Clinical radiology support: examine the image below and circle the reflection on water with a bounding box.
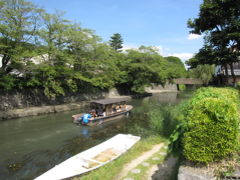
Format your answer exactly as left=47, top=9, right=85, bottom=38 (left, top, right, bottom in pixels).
left=0, top=92, right=192, bottom=180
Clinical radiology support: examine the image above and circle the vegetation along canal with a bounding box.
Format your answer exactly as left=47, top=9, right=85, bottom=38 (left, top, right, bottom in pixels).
left=0, top=92, right=192, bottom=179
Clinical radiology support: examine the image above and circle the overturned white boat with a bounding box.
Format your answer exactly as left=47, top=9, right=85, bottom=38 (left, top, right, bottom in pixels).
left=34, top=134, right=140, bottom=180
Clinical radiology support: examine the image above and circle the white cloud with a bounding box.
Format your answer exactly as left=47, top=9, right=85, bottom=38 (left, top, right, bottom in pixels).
left=187, top=33, right=201, bottom=40
left=168, top=53, right=194, bottom=65
left=122, top=44, right=139, bottom=51
left=152, top=46, right=194, bottom=62
left=122, top=44, right=194, bottom=65
left=122, top=44, right=170, bottom=56
left=154, top=45, right=171, bottom=56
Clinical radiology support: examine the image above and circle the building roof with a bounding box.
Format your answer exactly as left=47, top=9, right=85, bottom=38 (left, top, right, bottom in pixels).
left=90, top=97, right=130, bottom=105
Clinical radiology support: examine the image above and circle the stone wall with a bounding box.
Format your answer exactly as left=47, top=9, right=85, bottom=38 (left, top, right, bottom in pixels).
left=0, top=102, right=88, bottom=120
left=178, top=165, right=215, bottom=180
left=0, top=88, right=124, bottom=120
left=0, top=88, right=120, bottom=111
left=1, top=84, right=178, bottom=112
left=145, top=83, right=178, bottom=93
left=0, top=85, right=177, bottom=120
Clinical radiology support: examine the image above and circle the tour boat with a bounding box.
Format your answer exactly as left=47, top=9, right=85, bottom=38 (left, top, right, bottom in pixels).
left=34, top=134, right=140, bottom=180
left=72, top=97, right=133, bottom=126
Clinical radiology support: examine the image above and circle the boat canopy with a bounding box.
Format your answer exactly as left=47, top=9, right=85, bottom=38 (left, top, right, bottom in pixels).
left=90, top=97, right=130, bottom=105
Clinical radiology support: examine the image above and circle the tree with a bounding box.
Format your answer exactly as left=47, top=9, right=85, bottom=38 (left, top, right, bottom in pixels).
left=186, top=45, right=217, bottom=69
left=188, top=0, right=240, bottom=84
left=109, top=33, right=123, bottom=52
left=185, top=56, right=198, bottom=69
left=0, top=0, right=187, bottom=96
left=164, top=56, right=187, bottom=78
left=0, top=0, right=43, bottom=75
left=40, top=11, right=71, bottom=65
left=117, top=46, right=175, bottom=93
left=189, top=64, right=215, bottom=85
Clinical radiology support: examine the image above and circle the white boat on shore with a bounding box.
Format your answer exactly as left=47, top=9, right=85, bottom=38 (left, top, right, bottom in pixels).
left=34, top=134, right=140, bottom=180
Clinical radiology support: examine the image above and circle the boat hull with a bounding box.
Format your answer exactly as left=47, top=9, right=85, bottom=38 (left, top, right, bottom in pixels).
left=34, top=134, right=140, bottom=180
left=72, top=105, right=133, bottom=126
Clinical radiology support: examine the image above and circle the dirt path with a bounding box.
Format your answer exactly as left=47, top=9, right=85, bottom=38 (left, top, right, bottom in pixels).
left=146, top=165, right=159, bottom=180
left=146, top=155, right=179, bottom=180
left=114, top=143, right=164, bottom=180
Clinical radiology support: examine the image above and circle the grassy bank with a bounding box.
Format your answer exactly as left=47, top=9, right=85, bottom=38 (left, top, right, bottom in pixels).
left=74, top=136, right=168, bottom=180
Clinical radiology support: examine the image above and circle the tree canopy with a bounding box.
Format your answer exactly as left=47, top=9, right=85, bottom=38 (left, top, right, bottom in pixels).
left=189, top=64, right=215, bottom=85
left=187, top=0, right=240, bottom=84
left=116, top=46, right=186, bottom=93
left=0, top=0, right=43, bottom=75
left=0, top=0, right=186, bottom=97
left=109, top=33, right=123, bottom=52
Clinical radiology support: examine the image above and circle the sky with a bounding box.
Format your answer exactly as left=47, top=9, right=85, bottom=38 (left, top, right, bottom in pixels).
left=30, top=0, right=203, bottom=62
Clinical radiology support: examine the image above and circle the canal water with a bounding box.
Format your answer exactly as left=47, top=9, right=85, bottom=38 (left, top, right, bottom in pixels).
left=0, top=92, right=191, bottom=180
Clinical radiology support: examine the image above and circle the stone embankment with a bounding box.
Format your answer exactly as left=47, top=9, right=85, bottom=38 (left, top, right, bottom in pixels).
left=0, top=102, right=88, bottom=120
left=0, top=88, right=121, bottom=120
left=178, top=163, right=240, bottom=180
left=0, top=88, right=132, bottom=121
left=178, top=165, right=215, bottom=180
left=144, top=83, right=178, bottom=93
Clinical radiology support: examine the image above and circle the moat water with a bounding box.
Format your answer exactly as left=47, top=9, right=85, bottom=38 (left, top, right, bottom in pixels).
left=0, top=92, right=192, bottom=179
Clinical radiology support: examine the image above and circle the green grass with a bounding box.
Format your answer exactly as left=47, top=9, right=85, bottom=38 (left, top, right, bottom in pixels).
left=75, top=136, right=167, bottom=180
left=121, top=146, right=167, bottom=180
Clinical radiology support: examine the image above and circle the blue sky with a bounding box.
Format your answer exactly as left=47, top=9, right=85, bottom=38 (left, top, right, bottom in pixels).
left=30, top=0, right=203, bottom=62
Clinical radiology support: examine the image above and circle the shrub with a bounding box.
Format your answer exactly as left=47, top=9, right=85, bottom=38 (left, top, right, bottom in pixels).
left=188, top=87, right=239, bottom=106
left=183, top=97, right=239, bottom=163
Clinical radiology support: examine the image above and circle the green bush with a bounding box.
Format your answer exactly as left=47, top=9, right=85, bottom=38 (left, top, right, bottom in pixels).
left=168, top=87, right=240, bottom=163
left=183, top=96, right=239, bottom=163
left=188, top=87, right=239, bottom=106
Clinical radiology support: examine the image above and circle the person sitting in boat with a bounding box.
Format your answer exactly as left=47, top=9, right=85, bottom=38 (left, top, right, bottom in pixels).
left=120, top=105, right=124, bottom=111
left=102, top=111, right=106, bottom=117
left=123, top=104, right=127, bottom=110
left=90, top=109, right=97, bottom=117
left=97, top=108, right=103, bottom=116
left=96, top=108, right=106, bottom=117
left=112, top=105, right=117, bottom=114
left=116, top=105, right=121, bottom=112
left=81, top=113, right=92, bottom=124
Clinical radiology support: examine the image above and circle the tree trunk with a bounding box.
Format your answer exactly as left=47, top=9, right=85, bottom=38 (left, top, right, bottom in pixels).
left=230, top=63, right=236, bottom=86
left=223, top=64, right=229, bottom=85
left=0, top=54, right=11, bottom=74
